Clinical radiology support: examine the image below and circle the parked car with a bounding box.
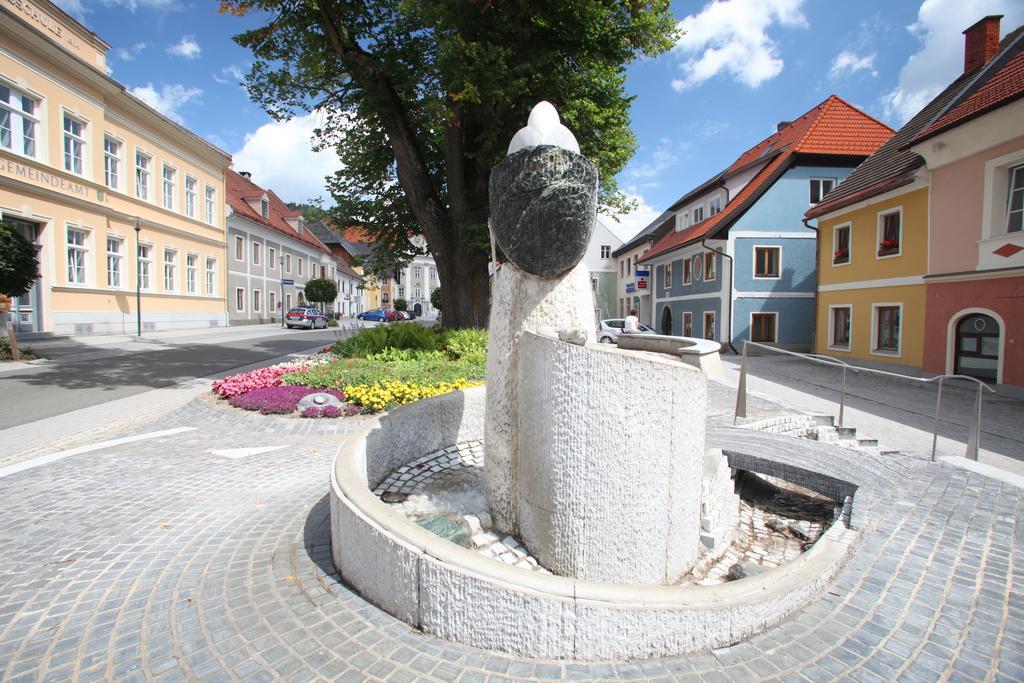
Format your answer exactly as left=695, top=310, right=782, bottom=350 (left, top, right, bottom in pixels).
left=285, top=307, right=329, bottom=329
left=596, top=318, right=655, bottom=344
left=397, top=310, right=416, bottom=320
left=356, top=308, right=391, bottom=322
left=385, top=309, right=400, bottom=322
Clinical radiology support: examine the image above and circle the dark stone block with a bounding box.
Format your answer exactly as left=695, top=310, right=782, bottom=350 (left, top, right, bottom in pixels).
left=489, top=145, right=598, bottom=278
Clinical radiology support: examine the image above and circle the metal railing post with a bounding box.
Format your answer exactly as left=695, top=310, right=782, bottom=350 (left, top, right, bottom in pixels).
left=838, top=365, right=847, bottom=429
left=931, top=377, right=944, bottom=462
left=734, top=341, right=748, bottom=424
left=966, top=382, right=983, bottom=461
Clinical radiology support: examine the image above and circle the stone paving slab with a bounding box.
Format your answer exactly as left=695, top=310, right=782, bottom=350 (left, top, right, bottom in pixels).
left=0, top=395, right=1020, bottom=681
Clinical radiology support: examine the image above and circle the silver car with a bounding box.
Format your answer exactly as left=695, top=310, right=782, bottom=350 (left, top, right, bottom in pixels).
left=596, top=318, right=655, bottom=344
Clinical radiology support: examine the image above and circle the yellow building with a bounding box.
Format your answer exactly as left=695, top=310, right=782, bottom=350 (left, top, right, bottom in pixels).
left=0, top=0, right=231, bottom=336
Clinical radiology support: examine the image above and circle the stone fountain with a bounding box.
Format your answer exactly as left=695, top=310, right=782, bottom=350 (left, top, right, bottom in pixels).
left=328, top=103, right=863, bottom=659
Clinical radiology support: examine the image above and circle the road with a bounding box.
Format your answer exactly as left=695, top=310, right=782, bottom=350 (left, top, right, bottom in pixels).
left=0, top=328, right=343, bottom=430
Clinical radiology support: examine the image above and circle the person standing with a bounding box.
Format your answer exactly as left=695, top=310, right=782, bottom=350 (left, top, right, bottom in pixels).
left=624, top=308, right=640, bottom=334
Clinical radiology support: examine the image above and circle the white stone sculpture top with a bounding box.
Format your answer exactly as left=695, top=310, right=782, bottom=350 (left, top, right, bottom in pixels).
left=507, top=101, right=580, bottom=155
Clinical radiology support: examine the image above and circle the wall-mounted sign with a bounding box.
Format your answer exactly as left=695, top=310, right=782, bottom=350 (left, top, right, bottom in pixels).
left=637, top=278, right=648, bottom=290
left=1, top=159, right=90, bottom=198
left=625, top=283, right=636, bottom=294
left=635, top=269, right=650, bottom=278
left=281, top=279, right=295, bottom=285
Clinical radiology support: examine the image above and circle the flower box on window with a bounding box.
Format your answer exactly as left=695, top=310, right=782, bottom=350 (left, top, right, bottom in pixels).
left=833, top=247, right=849, bottom=264
left=877, top=239, right=899, bottom=256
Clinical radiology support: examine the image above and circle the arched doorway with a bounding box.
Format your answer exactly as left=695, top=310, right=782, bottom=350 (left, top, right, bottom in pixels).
left=954, top=313, right=1000, bottom=382
left=660, top=306, right=673, bottom=336
left=414, top=303, right=422, bottom=317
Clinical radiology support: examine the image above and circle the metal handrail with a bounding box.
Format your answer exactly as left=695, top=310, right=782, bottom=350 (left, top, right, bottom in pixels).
left=733, top=341, right=995, bottom=461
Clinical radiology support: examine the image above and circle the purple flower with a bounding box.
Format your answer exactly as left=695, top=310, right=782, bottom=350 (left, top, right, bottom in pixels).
left=300, top=406, right=322, bottom=418
left=229, top=386, right=345, bottom=415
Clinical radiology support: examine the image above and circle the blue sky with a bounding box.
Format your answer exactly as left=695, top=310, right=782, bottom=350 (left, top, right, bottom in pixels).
left=55, top=0, right=1024, bottom=241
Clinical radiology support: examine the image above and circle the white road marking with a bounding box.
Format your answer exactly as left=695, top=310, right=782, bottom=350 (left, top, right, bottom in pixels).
left=209, top=446, right=287, bottom=459
left=0, top=427, right=197, bottom=479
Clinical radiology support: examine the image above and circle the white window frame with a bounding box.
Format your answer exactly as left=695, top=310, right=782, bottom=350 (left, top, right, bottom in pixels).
left=184, top=175, right=197, bottom=218
left=664, top=262, right=672, bottom=289
left=269, top=246, right=277, bottom=269
left=162, top=163, right=176, bottom=211
left=832, top=222, right=852, bottom=267
left=269, top=290, right=277, bottom=313
left=138, top=243, right=153, bottom=291
left=704, top=252, right=716, bottom=282
left=106, top=235, right=124, bottom=289
left=205, top=257, right=216, bottom=296
left=703, top=311, right=716, bottom=340
left=260, top=197, right=269, bottom=218
left=186, top=253, right=198, bottom=295
left=135, top=149, right=151, bottom=201
left=692, top=254, right=703, bottom=281
left=62, top=112, right=86, bottom=176
left=753, top=245, right=782, bottom=280
left=810, top=177, right=836, bottom=205
left=683, top=258, right=691, bottom=285
left=828, top=304, right=853, bottom=351
left=600, top=245, right=611, bottom=259
left=397, top=285, right=405, bottom=299
left=1007, top=164, right=1024, bottom=234
left=234, top=235, right=244, bottom=262
left=749, top=311, right=778, bottom=344
left=253, top=289, right=262, bottom=313
left=693, top=206, right=704, bottom=223
left=708, top=196, right=722, bottom=216
left=682, top=312, right=693, bottom=337
left=286, top=253, right=292, bottom=274
left=252, top=241, right=262, bottom=267
left=870, top=302, right=903, bottom=357
left=235, top=287, right=245, bottom=313
left=103, top=135, right=122, bottom=191
left=66, top=225, right=89, bottom=286
left=0, top=82, right=40, bottom=159
left=876, top=207, right=903, bottom=260
left=298, top=257, right=304, bottom=277
left=205, top=185, right=216, bottom=225
left=163, top=248, right=178, bottom=293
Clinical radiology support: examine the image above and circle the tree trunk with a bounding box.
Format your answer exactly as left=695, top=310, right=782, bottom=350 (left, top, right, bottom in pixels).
left=434, top=238, right=490, bottom=329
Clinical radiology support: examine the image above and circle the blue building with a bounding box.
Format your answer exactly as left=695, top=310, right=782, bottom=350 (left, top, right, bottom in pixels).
left=640, top=96, right=893, bottom=351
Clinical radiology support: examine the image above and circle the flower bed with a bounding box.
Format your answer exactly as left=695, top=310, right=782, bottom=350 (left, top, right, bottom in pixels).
left=228, top=385, right=346, bottom=415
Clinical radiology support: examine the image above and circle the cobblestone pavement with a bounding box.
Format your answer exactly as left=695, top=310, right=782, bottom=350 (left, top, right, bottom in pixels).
left=0, top=394, right=1022, bottom=681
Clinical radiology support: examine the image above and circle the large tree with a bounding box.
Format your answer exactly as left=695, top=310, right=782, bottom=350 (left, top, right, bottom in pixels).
left=223, top=0, right=676, bottom=328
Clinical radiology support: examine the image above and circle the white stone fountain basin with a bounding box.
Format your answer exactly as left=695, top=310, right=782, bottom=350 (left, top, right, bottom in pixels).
left=330, top=385, right=860, bottom=660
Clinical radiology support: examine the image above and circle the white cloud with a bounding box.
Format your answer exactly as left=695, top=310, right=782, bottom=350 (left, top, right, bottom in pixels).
left=626, top=138, right=681, bottom=181
left=232, top=112, right=344, bottom=204
left=600, top=193, right=664, bottom=243
left=116, top=42, right=147, bottom=61
left=882, top=0, right=1024, bottom=124
left=213, top=64, right=247, bottom=85
left=671, top=0, right=808, bottom=91
left=167, top=36, right=201, bottom=60
left=53, top=0, right=87, bottom=19
left=829, top=51, right=878, bottom=79
left=129, top=83, right=203, bottom=124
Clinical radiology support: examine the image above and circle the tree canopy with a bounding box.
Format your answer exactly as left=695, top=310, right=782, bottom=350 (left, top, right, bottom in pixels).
left=224, top=0, right=677, bottom=327
left=0, top=222, right=39, bottom=298
left=304, top=277, right=338, bottom=311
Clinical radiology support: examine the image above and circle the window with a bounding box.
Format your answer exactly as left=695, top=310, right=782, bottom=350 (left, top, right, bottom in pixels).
left=397, top=286, right=405, bottom=298
left=414, top=266, right=422, bottom=279
left=286, top=293, right=292, bottom=310
left=709, top=197, right=722, bottom=216
left=185, top=176, right=197, bottom=218
left=260, top=197, right=269, bottom=218
left=162, top=164, right=176, bottom=210
left=205, top=258, right=216, bottom=295
left=106, top=237, right=123, bottom=288
left=704, top=252, right=716, bottom=281
left=833, top=224, right=851, bottom=265
left=66, top=227, right=87, bottom=285
left=252, top=241, right=261, bottom=266
left=235, top=287, right=245, bottom=312
left=874, top=305, right=901, bottom=353
left=297, top=290, right=306, bottom=305
left=0, top=84, right=39, bottom=157
left=269, top=290, right=276, bottom=312
left=703, top=312, right=716, bottom=340
left=754, top=246, right=780, bottom=278
left=205, top=185, right=216, bottom=225
left=104, top=137, right=121, bottom=189
left=877, top=209, right=901, bottom=257
left=234, top=235, right=244, bottom=261
left=186, top=254, right=198, bottom=294
left=253, top=289, right=262, bottom=313
left=830, top=306, right=851, bottom=349
left=600, top=245, right=611, bottom=259
left=693, top=206, right=704, bottom=223
left=135, top=151, right=151, bottom=200
left=269, top=247, right=276, bottom=269
left=810, top=178, right=836, bottom=205
left=1007, top=165, right=1023, bottom=233
left=63, top=114, right=85, bottom=175
left=429, top=267, right=436, bottom=281
left=319, top=265, right=326, bottom=278
left=298, top=257, right=304, bottom=276
left=138, top=244, right=152, bottom=290
left=286, top=254, right=292, bottom=273
left=751, top=313, right=777, bottom=343
left=683, top=258, right=692, bottom=285
left=163, top=249, right=177, bottom=292
left=664, top=263, right=672, bottom=289
left=415, top=286, right=422, bottom=298
left=683, top=312, right=693, bottom=337
left=693, top=254, right=703, bottom=281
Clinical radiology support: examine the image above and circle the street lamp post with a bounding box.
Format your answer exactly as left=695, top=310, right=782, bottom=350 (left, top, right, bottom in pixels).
left=134, top=217, right=142, bottom=337
left=279, top=254, right=285, bottom=328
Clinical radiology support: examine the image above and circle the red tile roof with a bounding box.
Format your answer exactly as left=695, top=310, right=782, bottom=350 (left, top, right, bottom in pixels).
left=915, top=46, right=1024, bottom=142
left=226, top=170, right=334, bottom=258
left=644, top=96, right=892, bottom=261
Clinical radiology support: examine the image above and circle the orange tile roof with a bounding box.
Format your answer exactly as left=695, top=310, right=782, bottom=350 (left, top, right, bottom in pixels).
left=226, top=170, right=334, bottom=258
left=643, top=96, right=892, bottom=262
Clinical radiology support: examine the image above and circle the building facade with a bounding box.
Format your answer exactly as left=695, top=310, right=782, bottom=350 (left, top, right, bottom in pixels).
left=583, top=221, right=622, bottom=321
left=612, top=211, right=673, bottom=326
left=0, top=0, right=231, bottom=336
left=642, top=96, right=893, bottom=350
left=305, top=220, right=364, bottom=317
left=393, top=236, right=440, bottom=318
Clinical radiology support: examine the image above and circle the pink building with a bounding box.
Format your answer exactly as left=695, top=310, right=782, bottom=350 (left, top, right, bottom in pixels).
left=912, top=17, right=1024, bottom=387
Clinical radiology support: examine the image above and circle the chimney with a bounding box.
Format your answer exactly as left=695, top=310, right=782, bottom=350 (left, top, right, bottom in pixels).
left=239, top=171, right=252, bottom=178
left=777, top=121, right=792, bottom=132
left=963, top=15, right=1002, bottom=73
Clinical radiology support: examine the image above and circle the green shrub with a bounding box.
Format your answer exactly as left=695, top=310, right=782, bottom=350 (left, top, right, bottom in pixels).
left=441, top=328, right=487, bottom=361
left=332, top=322, right=439, bottom=356
left=283, top=353, right=485, bottom=390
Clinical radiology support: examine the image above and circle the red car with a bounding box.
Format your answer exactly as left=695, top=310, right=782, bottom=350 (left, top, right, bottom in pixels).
left=385, top=309, right=399, bottom=322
